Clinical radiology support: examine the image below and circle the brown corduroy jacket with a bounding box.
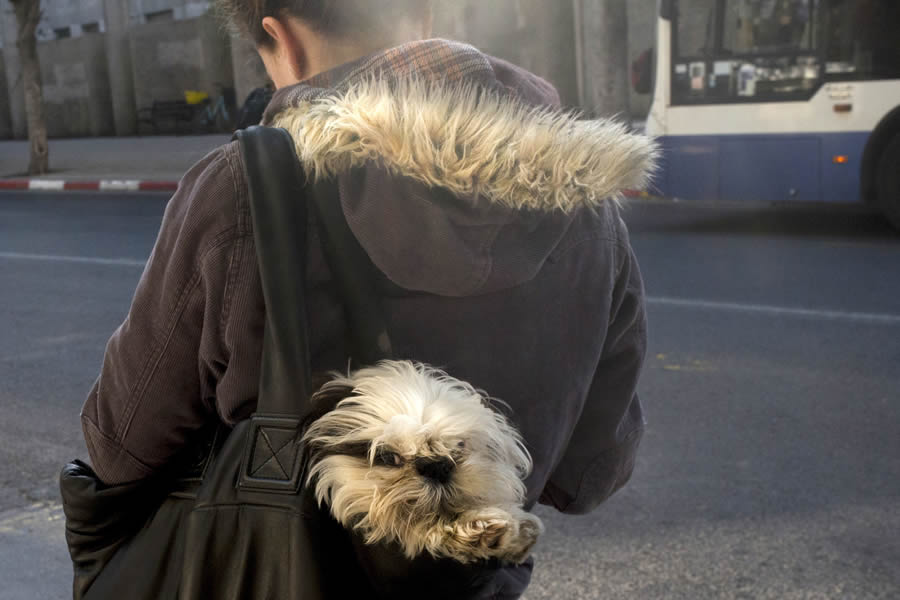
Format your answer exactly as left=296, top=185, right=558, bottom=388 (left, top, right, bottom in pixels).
left=81, top=40, right=656, bottom=520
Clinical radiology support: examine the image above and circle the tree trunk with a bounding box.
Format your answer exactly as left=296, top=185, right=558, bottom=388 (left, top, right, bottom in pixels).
left=577, top=0, right=630, bottom=120
left=11, top=0, right=48, bottom=175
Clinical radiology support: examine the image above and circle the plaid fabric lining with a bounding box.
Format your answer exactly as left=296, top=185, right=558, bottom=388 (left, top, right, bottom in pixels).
left=340, top=39, right=493, bottom=86
left=263, top=39, right=495, bottom=124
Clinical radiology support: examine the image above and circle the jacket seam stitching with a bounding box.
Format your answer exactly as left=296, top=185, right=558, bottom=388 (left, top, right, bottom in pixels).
left=467, top=223, right=503, bottom=295
left=225, top=144, right=252, bottom=236
left=223, top=143, right=250, bottom=331
left=82, top=414, right=155, bottom=478
left=114, top=229, right=240, bottom=442
left=114, top=269, right=202, bottom=440
left=220, top=233, right=250, bottom=332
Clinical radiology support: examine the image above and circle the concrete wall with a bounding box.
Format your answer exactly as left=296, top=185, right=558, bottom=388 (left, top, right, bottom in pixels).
left=104, top=0, right=138, bottom=135
left=432, top=3, right=469, bottom=42
left=129, top=0, right=211, bottom=23
left=133, top=0, right=184, bottom=17
left=628, top=1, right=657, bottom=117
left=434, top=0, right=656, bottom=117
left=38, top=34, right=115, bottom=137
left=0, top=1, right=658, bottom=139
left=0, top=49, right=11, bottom=139
left=230, top=35, right=268, bottom=107
left=433, top=0, right=579, bottom=107
left=129, top=14, right=233, bottom=111
left=40, top=0, right=104, bottom=34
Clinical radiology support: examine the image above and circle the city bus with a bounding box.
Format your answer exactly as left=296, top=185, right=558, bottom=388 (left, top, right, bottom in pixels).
left=644, top=0, right=900, bottom=227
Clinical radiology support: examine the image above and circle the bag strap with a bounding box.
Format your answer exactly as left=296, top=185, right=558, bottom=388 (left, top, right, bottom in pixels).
left=234, top=126, right=321, bottom=493
left=309, top=169, right=394, bottom=365
left=236, top=126, right=313, bottom=418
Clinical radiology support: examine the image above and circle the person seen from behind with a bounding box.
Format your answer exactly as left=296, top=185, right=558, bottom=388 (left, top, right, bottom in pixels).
left=80, top=1, right=657, bottom=597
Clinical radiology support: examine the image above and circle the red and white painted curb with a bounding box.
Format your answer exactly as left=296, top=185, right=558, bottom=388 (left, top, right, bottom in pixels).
left=0, top=178, right=654, bottom=200
left=0, top=179, right=179, bottom=192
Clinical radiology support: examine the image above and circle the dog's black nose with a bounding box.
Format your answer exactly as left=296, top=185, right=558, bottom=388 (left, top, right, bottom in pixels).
left=415, top=457, right=454, bottom=484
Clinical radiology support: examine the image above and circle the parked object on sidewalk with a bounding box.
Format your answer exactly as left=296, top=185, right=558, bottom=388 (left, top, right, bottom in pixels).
left=191, top=85, right=237, bottom=134
left=137, top=100, right=195, bottom=135
left=183, top=90, right=210, bottom=105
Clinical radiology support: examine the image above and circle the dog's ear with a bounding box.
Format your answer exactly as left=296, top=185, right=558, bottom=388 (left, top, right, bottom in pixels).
left=311, top=381, right=356, bottom=413
left=298, top=381, right=356, bottom=434
left=298, top=381, right=357, bottom=474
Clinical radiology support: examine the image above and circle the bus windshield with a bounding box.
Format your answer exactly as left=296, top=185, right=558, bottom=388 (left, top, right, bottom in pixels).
left=672, top=0, right=900, bottom=104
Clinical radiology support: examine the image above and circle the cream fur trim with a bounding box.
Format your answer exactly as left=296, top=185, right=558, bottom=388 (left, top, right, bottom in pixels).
left=272, top=78, right=658, bottom=212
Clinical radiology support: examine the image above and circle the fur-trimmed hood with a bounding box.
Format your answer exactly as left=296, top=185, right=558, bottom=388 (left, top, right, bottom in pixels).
left=271, top=78, right=657, bottom=213
left=265, top=41, right=656, bottom=297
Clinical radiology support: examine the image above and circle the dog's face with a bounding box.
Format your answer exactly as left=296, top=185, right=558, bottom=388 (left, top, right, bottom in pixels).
left=301, top=361, right=533, bottom=557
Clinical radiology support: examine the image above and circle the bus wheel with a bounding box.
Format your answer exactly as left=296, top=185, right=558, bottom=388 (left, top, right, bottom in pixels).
left=877, top=135, right=900, bottom=230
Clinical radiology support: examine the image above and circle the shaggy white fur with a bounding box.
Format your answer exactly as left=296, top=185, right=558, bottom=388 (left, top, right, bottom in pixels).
left=272, top=78, right=658, bottom=212
left=302, top=361, right=543, bottom=564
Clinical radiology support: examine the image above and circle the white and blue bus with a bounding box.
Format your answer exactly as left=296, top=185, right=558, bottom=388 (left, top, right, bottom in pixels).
left=644, top=0, right=900, bottom=227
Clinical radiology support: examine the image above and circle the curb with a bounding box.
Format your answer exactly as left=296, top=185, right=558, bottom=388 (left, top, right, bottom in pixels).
left=0, top=179, right=652, bottom=199
left=0, top=179, right=179, bottom=192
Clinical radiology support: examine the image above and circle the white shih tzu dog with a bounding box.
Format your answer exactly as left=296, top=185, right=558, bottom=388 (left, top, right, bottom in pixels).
left=301, top=361, right=543, bottom=565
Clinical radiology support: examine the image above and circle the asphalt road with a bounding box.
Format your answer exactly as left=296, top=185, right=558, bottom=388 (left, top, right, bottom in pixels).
left=1, top=193, right=898, bottom=599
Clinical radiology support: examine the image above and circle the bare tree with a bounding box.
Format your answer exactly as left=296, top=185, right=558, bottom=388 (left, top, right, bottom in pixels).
left=575, top=0, right=630, bottom=119
left=10, top=0, right=48, bottom=175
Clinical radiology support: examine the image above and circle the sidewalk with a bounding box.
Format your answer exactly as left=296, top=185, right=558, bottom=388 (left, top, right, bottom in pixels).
left=0, top=133, right=655, bottom=198
left=0, top=503, right=68, bottom=600
left=0, top=135, right=231, bottom=187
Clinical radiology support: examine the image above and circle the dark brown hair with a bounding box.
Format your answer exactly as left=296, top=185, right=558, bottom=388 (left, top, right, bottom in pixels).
left=214, top=0, right=432, bottom=47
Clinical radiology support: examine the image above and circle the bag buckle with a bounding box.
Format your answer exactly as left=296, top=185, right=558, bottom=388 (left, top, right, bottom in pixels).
left=238, top=416, right=304, bottom=494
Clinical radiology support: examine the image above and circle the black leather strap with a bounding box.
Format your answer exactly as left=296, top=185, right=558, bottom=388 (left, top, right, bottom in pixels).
left=236, top=126, right=311, bottom=418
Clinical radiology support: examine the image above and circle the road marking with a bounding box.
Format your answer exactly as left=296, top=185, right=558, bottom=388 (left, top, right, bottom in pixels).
left=1, top=252, right=897, bottom=326
left=27, top=180, right=65, bottom=191
left=648, top=296, right=900, bottom=325
left=99, top=180, right=141, bottom=191
left=0, top=502, right=63, bottom=535
left=0, top=251, right=145, bottom=268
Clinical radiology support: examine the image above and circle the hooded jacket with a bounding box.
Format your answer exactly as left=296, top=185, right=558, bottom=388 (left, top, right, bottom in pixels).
left=82, top=39, right=655, bottom=528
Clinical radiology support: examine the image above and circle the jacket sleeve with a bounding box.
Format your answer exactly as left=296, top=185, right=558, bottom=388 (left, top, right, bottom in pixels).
left=80, top=146, right=246, bottom=485
left=539, top=226, right=648, bottom=515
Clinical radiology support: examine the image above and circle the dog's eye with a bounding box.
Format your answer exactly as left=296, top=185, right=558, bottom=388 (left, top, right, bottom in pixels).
left=457, top=441, right=466, bottom=449
left=375, top=448, right=404, bottom=467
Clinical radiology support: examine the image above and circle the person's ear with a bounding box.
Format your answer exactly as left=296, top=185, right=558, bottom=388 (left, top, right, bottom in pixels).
left=259, top=16, right=305, bottom=87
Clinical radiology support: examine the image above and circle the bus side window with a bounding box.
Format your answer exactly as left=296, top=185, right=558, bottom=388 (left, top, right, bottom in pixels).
left=825, top=0, right=900, bottom=80
left=723, top=0, right=814, bottom=54
left=677, top=0, right=719, bottom=58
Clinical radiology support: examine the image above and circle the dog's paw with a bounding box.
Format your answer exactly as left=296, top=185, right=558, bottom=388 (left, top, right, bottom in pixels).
left=499, top=511, right=543, bottom=564
left=448, top=507, right=543, bottom=564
